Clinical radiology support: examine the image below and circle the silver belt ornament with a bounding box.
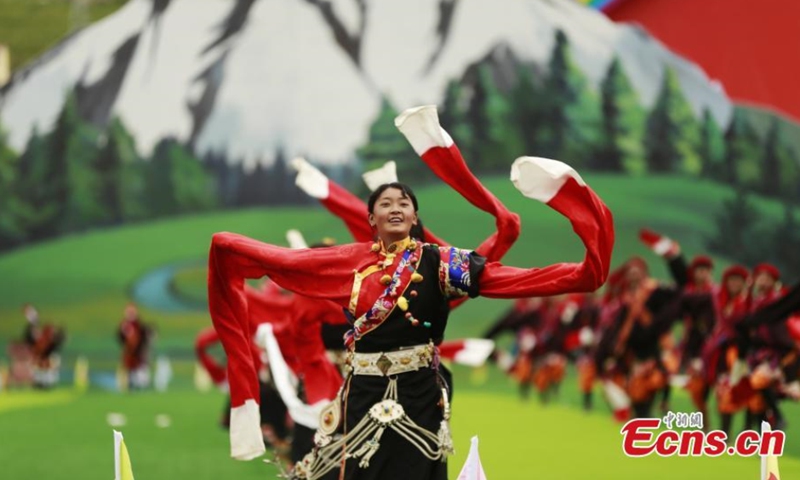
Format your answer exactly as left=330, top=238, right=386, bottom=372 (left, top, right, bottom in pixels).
left=347, top=342, right=435, bottom=376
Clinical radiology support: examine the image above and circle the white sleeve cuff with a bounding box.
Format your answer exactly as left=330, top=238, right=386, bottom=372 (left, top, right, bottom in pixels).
left=229, top=399, right=266, bottom=460
left=510, top=156, right=586, bottom=203
left=362, top=161, right=398, bottom=191
left=394, top=105, right=454, bottom=156
left=292, top=157, right=329, bottom=199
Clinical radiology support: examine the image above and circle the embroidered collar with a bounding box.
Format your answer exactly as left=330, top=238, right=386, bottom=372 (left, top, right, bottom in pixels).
left=375, top=237, right=417, bottom=269
left=379, top=237, right=413, bottom=256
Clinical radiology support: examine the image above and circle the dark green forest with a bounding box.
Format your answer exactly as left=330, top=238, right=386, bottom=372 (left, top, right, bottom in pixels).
left=1, top=29, right=798, bottom=279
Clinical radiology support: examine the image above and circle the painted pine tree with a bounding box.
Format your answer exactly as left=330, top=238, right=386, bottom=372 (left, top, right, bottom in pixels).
left=53, top=92, right=106, bottom=233
left=707, top=189, right=762, bottom=264
left=596, top=56, right=644, bottom=173
left=698, top=109, right=725, bottom=179
left=95, top=117, right=147, bottom=224
left=510, top=65, right=545, bottom=158
left=147, top=138, right=216, bottom=215
left=466, top=65, right=524, bottom=172
left=644, top=68, right=699, bottom=174
left=537, top=29, right=599, bottom=167
left=723, top=110, right=762, bottom=188
left=236, top=161, right=271, bottom=207
left=772, top=203, right=800, bottom=282
left=760, top=118, right=799, bottom=201
left=0, top=122, right=27, bottom=249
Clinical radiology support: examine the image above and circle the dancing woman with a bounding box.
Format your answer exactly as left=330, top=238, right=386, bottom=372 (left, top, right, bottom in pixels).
left=208, top=106, right=614, bottom=479
left=290, top=155, right=522, bottom=404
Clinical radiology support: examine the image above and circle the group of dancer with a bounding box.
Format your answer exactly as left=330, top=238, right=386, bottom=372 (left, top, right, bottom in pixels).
left=117, top=303, right=156, bottom=390
left=202, top=105, right=614, bottom=479
left=486, top=228, right=800, bottom=438
left=5, top=304, right=67, bottom=389
left=6, top=302, right=154, bottom=391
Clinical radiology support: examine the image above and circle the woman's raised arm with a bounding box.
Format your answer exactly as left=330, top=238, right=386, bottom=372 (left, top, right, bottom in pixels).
left=477, top=157, right=614, bottom=298
left=394, top=106, right=612, bottom=299
left=395, top=106, right=521, bottom=261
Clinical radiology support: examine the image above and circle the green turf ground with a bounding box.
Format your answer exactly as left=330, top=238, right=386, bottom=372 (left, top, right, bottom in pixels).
left=2, top=369, right=800, bottom=479
left=1, top=174, right=798, bottom=478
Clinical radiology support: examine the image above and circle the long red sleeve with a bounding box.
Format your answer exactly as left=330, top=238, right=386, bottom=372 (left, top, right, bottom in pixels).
left=413, top=138, right=521, bottom=262
left=396, top=106, right=609, bottom=305
left=293, top=297, right=346, bottom=404
left=479, top=176, right=614, bottom=298
left=396, top=106, right=521, bottom=262
left=195, top=327, right=227, bottom=385
left=209, top=236, right=357, bottom=400
left=207, top=234, right=365, bottom=460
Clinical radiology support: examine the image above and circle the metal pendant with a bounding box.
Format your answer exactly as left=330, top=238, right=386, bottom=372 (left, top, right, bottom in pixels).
left=319, top=395, right=341, bottom=436
left=368, top=399, right=405, bottom=425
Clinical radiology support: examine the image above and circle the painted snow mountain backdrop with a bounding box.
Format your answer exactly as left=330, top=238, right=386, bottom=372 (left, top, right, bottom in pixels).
left=0, top=0, right=731, bottom=167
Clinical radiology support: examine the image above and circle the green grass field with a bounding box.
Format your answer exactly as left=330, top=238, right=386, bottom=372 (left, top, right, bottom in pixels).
left=1, top=174, right=798, bottom=478
left=2, top=371, right=800, bottom=479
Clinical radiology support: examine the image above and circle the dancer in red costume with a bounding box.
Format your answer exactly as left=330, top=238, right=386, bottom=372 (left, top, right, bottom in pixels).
left=737, top=264, right=797, bottom=431
left=484, top=297, right=542, bottom=397
left=246, top=277, right=303, bottom=453
left=558, top=293, right=600, bottom=410
left=607, top=256, right=676, bottom=419
left=208, top=106, right=614, bottom=479
left=593, top=265, right=633, bottom=420
left=638, top=229, right=718, bottom=418
left=21, top=304, right=66, bottom=389
left=117, top=303, right=154, bottom=390
left=485, top=296, right=545, bottom=400
left=486, top=295, right=580, bottom=404
left=703, top=265, right=752, bottom=436
left=750, top=263, right=785, bottom=311
left=524, top=296, right=570, bottom=404
left=733, top=280, right=800, bottom=430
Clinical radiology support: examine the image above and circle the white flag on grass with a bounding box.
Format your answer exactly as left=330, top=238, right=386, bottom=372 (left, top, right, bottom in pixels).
left=114, top=430, right=135, bottom=480
left=761, top=421, right=781, bottom=480
left=457, top=436, right=487, bottom=480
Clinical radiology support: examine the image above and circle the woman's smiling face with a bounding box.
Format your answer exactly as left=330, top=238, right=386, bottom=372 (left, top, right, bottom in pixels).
left=369, top=187, right=418, bottom=244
